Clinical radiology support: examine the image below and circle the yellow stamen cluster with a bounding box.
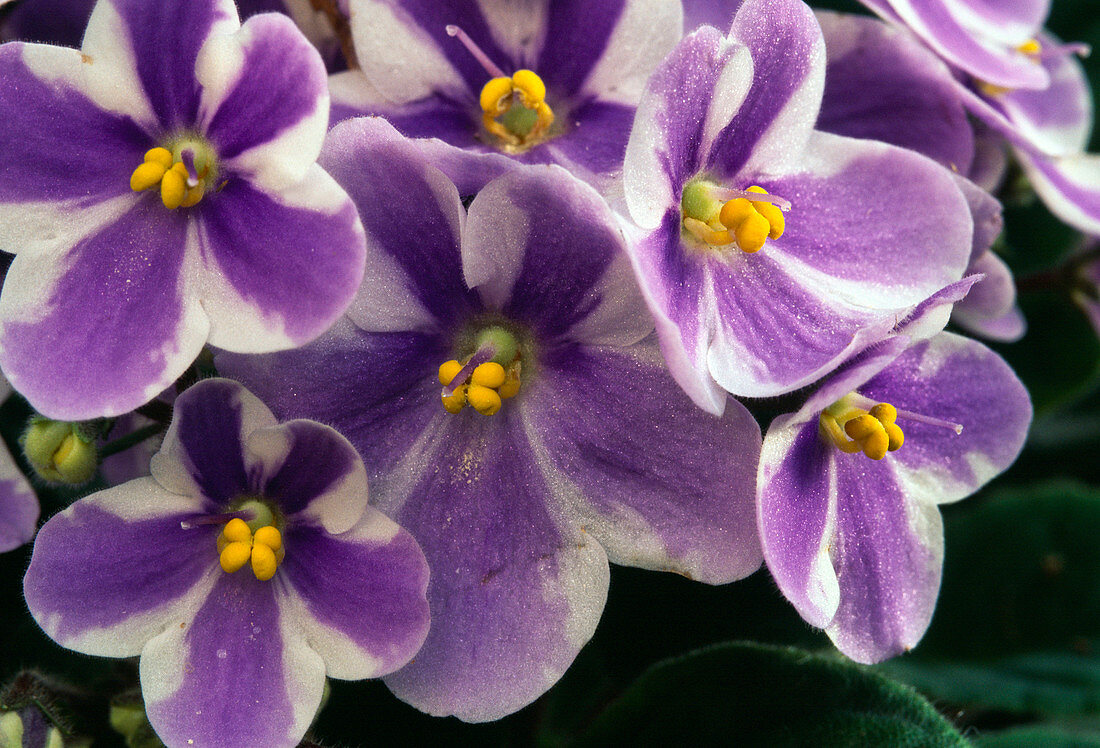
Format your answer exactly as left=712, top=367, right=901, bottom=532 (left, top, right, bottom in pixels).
left=820, top=402, right=905, bottom=461
left=479, top=69, right=554, bottom=147
left=683, top=185, right=785, bottom=253
left=439, top=359, right=521, bottom=416
left=129, top=147, right=205, bottom=209
left=1018, top=39, right=1042, bottom=57
left=217, top=518, right=284, bottom=581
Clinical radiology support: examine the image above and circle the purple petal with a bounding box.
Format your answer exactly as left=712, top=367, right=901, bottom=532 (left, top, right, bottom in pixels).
left=816, top=11, right=974, bottom=172
left=194, top=166, right=365, bottom=350
left=709, top=0, right=825, bottom=177
left=758, top=418, right=840, bottom=627
left=23, top=480, right=214, bottom=654
left=199, top=13, right=329, bottom=190
left=152, top=379, right=276, bottom=507
left=1017, top=145, right=1100, bottom=236
left=281, top=510, right=429, bottom=678
left=0, top=201, right=207, bottom=420
left=952, top=251, right=1023, bottom=341
left=142, top=572, right=322, bottom=748
left=320, top=117, right=479, bottom=332
left=465, top=166, right=653, bottom=347
left=623, top=27, right=755, bottom=229
left=534, top=0, right=629, bottom=95
left=860, top=333, right=1031, bottom=505
left=249, top=419, right=369, bottom=534
left=536, top=100, right=637, bottom=183
left=381, top=408, right=610, bottom=722
left=528, top=341, right=762, bottom=583
left=84, top=0, right=240, bottom=131
left=0, top=43, right=147, bottom=209
left=826, top=456, right=944, bottom=662
left=682, top=0, right=741, bottom=31
left=0, top=445, right=38, bottom=553
left=216, top=319, right=448, bottom=479
left=860, top=0, right=1049, bottom=90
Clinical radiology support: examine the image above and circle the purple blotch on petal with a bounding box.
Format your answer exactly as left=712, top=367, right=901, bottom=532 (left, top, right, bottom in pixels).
left=261, top=421, right=362, bottom=518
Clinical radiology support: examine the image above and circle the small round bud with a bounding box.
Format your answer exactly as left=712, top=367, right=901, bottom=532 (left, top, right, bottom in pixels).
left=23, top=419, right=97, bottom=485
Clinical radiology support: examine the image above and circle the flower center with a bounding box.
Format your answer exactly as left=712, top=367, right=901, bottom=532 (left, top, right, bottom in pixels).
left=680, top=179, right=789, bottom=254
left=447, top=24, right=555, bottom=150
left=818, top=393, right=962, bottom=461
left=438, top=325, right=522, bottom=416
left=215, top=500, right=284, bottom=581
left=129, top=136, right=218, bottom=210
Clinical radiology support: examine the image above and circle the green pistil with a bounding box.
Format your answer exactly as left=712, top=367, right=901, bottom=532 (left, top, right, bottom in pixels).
left=475, top=325, right=520, bottom=367
left=500, top=104, right=539, bottom=139
left=235, top=498, right=282, bottom=533
left=681, top=179, right=723, bottom=223
left=165, top=133, right=219, bottom=186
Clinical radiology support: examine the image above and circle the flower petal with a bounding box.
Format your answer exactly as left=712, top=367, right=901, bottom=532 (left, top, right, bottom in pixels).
left=825, top=455, right=944, bottom=662
left=280, top=509, right=429, bottom=679
left=23, top=478, right=214, bottom=656
left=464, top=165, right=653, bottom=347
left=861, top=332, right=1032, bottom=505
left=380, top=409, right=610, bottom=722
left=623, top=26, right=755, bottom=230
left=0, top=201, right=208, bottom=419
left=709, top=0, right=825, bottom=177
left=952, top=250, right=1024, bottom=342
left=193, top=165, right=365, bottom=351
left=198, top=12, right=329, bottom=191
left=816, top=11, right=974, bottom=172
left=319, top=117, right=477, bottom=333
left=141, top=572, right=323, bottom=748
left=1017, top=148, right=1100, bottom=236
left=151, top=378, right=276, bottom=507
left=526, top=340, right=762, bottom=583
left=0, top=443, right=38, bottom=553
left=248, top=420, right=369, bottom=535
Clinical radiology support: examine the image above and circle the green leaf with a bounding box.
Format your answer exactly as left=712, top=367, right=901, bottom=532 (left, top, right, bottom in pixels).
left=574, top=642, right=968, bottom=747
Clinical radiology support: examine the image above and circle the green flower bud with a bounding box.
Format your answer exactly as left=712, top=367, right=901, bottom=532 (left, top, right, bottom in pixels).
left=23, top=419, right=97, bottom=485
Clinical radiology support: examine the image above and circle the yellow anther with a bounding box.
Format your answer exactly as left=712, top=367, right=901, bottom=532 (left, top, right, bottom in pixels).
left=471, top=361, right=506, bottom=389
left=222, top=517, right=252, bottom=544
left=869, top=403, right=897, bottom=424
left=251, top=543, right=278, bottom=581
left=253, top=525, right=282, bottom=553
left=219, top=541, right=252, bottom=574
left=719, top=198, right=755, bottom=229
left=733, top=211, right=770, bottom=254
left=755, top=201, right=785, bottom=240
left=130, top=161, right=168, bottom=192
left=467, top=384, right=502, bottom=415
left=144, top=147, right=173, bottom=169
left=439, top=360, right=464, bottom=386
left=498, top=369, right=521, bottom=399
left=442, top=385, right=467, bottom=414
left=1018, top=39, right=1042, bottom=56
left=511, top=69, right=546, bottom=107
left=180, top=182, right=204, bottom=209
left=480, top=76, right=514, bottom=115
left=160, top=163, right=188, bottom=209
left=683, top=217, right=732, bottom=247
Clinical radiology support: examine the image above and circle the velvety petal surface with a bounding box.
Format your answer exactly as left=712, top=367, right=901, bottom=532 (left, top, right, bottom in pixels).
left=380, top=407, right=610, bottom=722
left=23, top=479, right=215, bottom=655
left=191, top=165, right=365, bottom=351
left=280, top=508, right=430, bottom=679
left=464, top=166, right=653, bottom=348
left=0, top=201, right=207, bottom=419
left=860, top=333, right=1031, bottom=505
left=1018, top=149, right=1100, bottom=236
left=319, top=117, right=478, bottom=334
left=527, top=340, right=762, bottom=583
left=141, top=572, right=323, bottom=748
left=197, top=12, right=330, bottom=191
left=0, top=441, right=38, bottom=553
left=816, top=11, right=974, bottom=172
left=952, top=250, right=1024, bottom=342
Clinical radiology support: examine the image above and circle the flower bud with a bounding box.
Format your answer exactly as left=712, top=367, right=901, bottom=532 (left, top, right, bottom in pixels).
left=23, top=419, right=97, bottom=485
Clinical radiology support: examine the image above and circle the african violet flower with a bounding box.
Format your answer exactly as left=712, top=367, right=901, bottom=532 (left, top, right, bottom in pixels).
left=329, top=0, right=683, bottom=193
left=621, top=0, right=972, bottom=411
left=0, top=0, right=365, bottom=420
left=0, top=375, right=38, bottom=553
left=814, top=12, right=1023, bottom=342
left=758, top=325, right=1030, bottom=661
left=220, top=117, right=763, bottom=721
left=23, top=378, right=430, bottom=748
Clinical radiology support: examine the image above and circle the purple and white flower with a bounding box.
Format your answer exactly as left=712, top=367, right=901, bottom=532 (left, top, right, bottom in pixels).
left=329, top=0, right=683, bottom=193
left=23, top=378, right=430, bottom=748
left=220, top=117, right=763, bottom=722
left=815, top=11, right=1023, bottom=341
left=758, top=330, right=1030, bottom=662
left=621, top=0, right=972, bottom=411
left=0, top=0, right=366, bottom=420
